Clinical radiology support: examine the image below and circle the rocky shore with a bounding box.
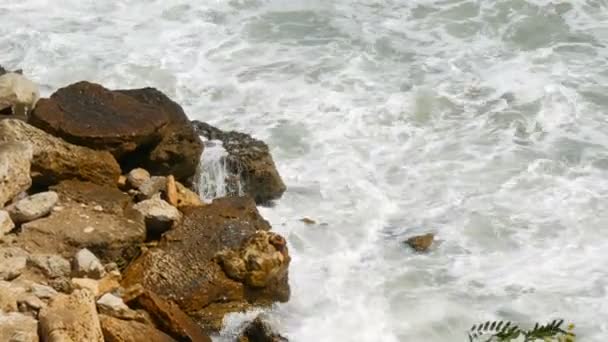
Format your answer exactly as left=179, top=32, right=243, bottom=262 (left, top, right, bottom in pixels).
left=0, top=69, right=289, bottom=341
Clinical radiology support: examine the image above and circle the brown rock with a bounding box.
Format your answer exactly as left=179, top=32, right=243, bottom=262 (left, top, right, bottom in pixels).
left=127, top=168, right=151, bottom=189
left=405, top=233, right=435, bottom=252
left=165, top=175, right=178, bottom=207
left=0, top=119, right=120, bottom=187
left=39, top=289, right=104, bottom=342
left=100, top=315, right=176, bottom=342
left=192, top=120, right=285, bottom=204
left=30, top=82, right=203, bottom=183
left=0, top=312, right=38, bottom=342
left=238, top=316, right=288, bottom=342
left=0, top=142, right=32, bottom=207
left=299, top=217, right=316, bottom=225
left=174, top=180, right=203, bottom=208
left=124, top=287, right=211, bottom=342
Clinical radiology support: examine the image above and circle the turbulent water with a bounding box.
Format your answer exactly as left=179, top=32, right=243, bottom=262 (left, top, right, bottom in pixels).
left=3, top=0, right=608, bottom=340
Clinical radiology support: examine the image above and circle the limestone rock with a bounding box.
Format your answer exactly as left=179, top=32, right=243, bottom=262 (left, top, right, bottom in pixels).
left=39, top=289, right=103, bottom=342
left=192, top=120, right=285, bottom=204
left=138, top=176, right=167, bottom=200
left=0, top=142, right=32, bottom=207
left=27, top=254, right=71, bottom=279
left=71, top=278, right=99, bottom=297
left=0, top=247, right=28, bottom=281
left=0, top=210, right=15, bottom=236
left=97, top=293, right=129, bottom=314
left=0, top=311, right=38, bottom=342
left=133, top=196, right=181, bottom=238
left=0, top=119, right=120, bottom=187
left=174, top=180, right=203, bottom=208
left=123, top=287, right=211, bottom=342
left=0, top=281, right=23, bottom=312
left=238, top=316, right=288, bottom=342
left=0, top=72, right=39, bottom=118
left=100, top=315, right=176, bottom=342
left=30, top=283, right=58, bottom=299
left=7, top=191, right=58, bottom=224
left=165, top=175, right=178, bottom=207
left=73, top=248, right=106, bottom=279
left=127, top=168, right=150, bottom=189
left=405, top=233, right=435, bottom=252
left=30, top=82, right=203, bottom=182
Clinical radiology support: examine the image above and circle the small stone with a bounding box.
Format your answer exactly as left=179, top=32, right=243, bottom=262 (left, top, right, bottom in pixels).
left=300, top=217, right=316, bottom=225
left=83, top=226, right=95, bottom=233
left=30, top=283, right=58, bottom=299
left=127, top=168, right=151, bottom=189
left=97, top=293, right=129, bottom=313
left=28, top=254, right=71, bottom=279
left=93, top=205, right=103, bottom=212
left=166, top=175, right=178, bottom=207
left=52, top=206, right=64, bottom=212
left=117, top=175, right=128, bottom=189
left=7, top=191, right=58, bottom=224
left=405, top=233, right=435, bottom=252
left=133, top=195, right=181, bottom=238
left=73, top=248, right=106, bottom=279
left=0, top=256, right=26, bottom=281
left=0, top=210, right=15, bottom=236
left=104, top=262, right=119, bottom=273
left=18, top=295, right=45, bottom=311
left=138, top=176, right=167, bottom=200
left=238, top=315, right=288, bottom=342
left=0, top=311, right=39, bottom=342
left=98, top=274, right=121, bottom=296
left=71, top=278, right=100, bottom=297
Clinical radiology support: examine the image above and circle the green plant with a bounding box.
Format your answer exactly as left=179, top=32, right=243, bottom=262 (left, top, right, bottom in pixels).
left=468, top=319, right=575, bottom=342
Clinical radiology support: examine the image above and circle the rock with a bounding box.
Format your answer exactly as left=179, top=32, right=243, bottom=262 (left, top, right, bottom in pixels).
left=0, top=72, right=39, bottom=118
left=97, top=293, right=129, bottom=313
left=98, top=273, right=121, bottom=296
left=30, top=82, right=203, bottom=182
left=39, top=289, right=103, bottom=342
left=238, top=316, right=288, bottom=342
left=0, top=281, right=22, bottom=312
left=0, top=142, right=32, bottom=207
left=138, top=176, right=167, bottom=200
left=122, top=197, right=290, bottom=331
left=7, top=191, right=58, bottom=224
left=27, top=254, right=71, bottom=279
left=123, top=287, right=211, bottom=342
left=17, top=181, right=145, bottom=265
left=405, top=233, right=435, bottom=252
left=165, top=175, right=178, bottom=207
left=71, top=278, right=99, bottom=297
left=133, top=196, right=181, bottom=238
left=73, top=248, right=106, bottom=279
left=215, top=231, right=290, bottom=288
left=127, top=168, right=150, bottom=189
left=192, top=120, right=286, bottom=204
left=0, top=311, right=39, bottom=342
left=18, top=295, right=45, bottom=312
left=118, top=175, right=128, bottom=190
left=30, top=283, right=58, bottom=299
left=0, top=210, right=15, bottom=236
left=0, top=247, right=28, bottom=281
left=0, top=119, right=120, bottom=187
left=299, top=217, right=316, bottom=225
left=100, top=315, right=176, bottom=342
left=174, top=180, right=203, bottom=208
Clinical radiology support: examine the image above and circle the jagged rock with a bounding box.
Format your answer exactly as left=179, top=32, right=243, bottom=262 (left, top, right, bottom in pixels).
left=30, top=82, right=203, bottom=182
left=0, top=142, right=32, bottom=207
left=215, top=231, right=290, bottom=288
left=97, top=293, right=129, bottom=313
left=405, top=233, right=435, bottom=252
left=17, top=181, right=145, bottom=264
left=0, top=72, right=39, bottom=118
left=27, top=254, right=71, bottom=279
left=30, top=283, right=58, bottom=299
left=7, top=191, right=58, bottom=224
left=133, top=195, right=181, bottom=238
left=0, top=119, right=120, bottom=186
left=118, top=175, right=128, bottom=189
left=71, top=278, right=99, bottom=297
left=123, top=287, right=211, bottom=342
left=98, top=273, right=121, bottom=296
left=73, top=248, right=106, bottom=279
left=18, top=294, right=45, bottom=312
left=238, top=316, right=288, bottom=342
left=165, top=175, right=178, bottom=207
left=192, top=120, right=286, bottom=204
left=174, top=180, right=203, bottom=208
left=122, top=197, right=290, bottom=331
left=100, top=315, right=176, bottom=342
left=0, top=210, right=15, bottom=236
left=127, top=168, right=150, bottom=189
left=39, top=289, right=103, bottom=342
left=0, top=311, right=38, bottom=342
left=0, top=247, right=28, bottom=281
left=138, top=176, right=167, bottom=200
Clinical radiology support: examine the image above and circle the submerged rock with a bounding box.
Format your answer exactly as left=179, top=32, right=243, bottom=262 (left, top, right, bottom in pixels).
left=0, top=142, right=32, bottom=207
left=30, top=82, right=203, bottom=182
left=192, top=120, right=286, bottom=204
left=0, top=119, right=120, bottom=187
left=405, top=233, right=435, bottom=252
left=238, top=316, right=288, bottom=342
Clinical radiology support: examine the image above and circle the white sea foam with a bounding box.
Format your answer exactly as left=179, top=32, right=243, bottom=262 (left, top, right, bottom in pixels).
left=2, top=0, right=608, bottom=341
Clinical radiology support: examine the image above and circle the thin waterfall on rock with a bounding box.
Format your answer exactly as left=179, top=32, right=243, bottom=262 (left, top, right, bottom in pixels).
left=196, top=137, right=243, bottom=202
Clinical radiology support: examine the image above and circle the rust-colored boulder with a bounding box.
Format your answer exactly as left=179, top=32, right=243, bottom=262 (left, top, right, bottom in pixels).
left=123, top=286, right=211, bottom=342
left=405, top=233, right=435, bottom=252
left=17, top=180, right=145, bottom=264
left=192, top=121, right=285, bottom=204
left=30, top=82, right=203, bottom=182
left=0, top=119, right=120, bottom=186
left=121, top=197, right=290, bottom=331
left=100, top=315, right=176, bottom=342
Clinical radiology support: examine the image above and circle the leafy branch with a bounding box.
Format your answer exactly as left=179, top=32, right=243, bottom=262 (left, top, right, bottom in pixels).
left=468, top=319, right=575, bottom=342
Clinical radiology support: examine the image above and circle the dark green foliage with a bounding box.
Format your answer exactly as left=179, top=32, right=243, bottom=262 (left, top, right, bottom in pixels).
left=468, top=319, right=575, bottom=341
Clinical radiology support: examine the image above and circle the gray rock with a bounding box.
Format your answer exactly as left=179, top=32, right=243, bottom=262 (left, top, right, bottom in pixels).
left=0, top=210, right=15, bottom=236
left=73, top=248, right=106, bottom=279
left=127, top=168, right=151, bottom=189
left=7, top=191, right=58, bottom=224
left=0, top=311, right=39, bottom=342
left=28, top=254, right=71, bottom=279
left=138, top=176, right=167, bottom=200
left=39, top=289, right=103, bottom=342
left=17, top=295, right=45, bottom=311
left=30, top=283, right=58, bottom=299
left=0, top=142, right=32, bottom=207
left=97, top=293, right=129, bottom=313
left=133, top=195, right=181, bottom=238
